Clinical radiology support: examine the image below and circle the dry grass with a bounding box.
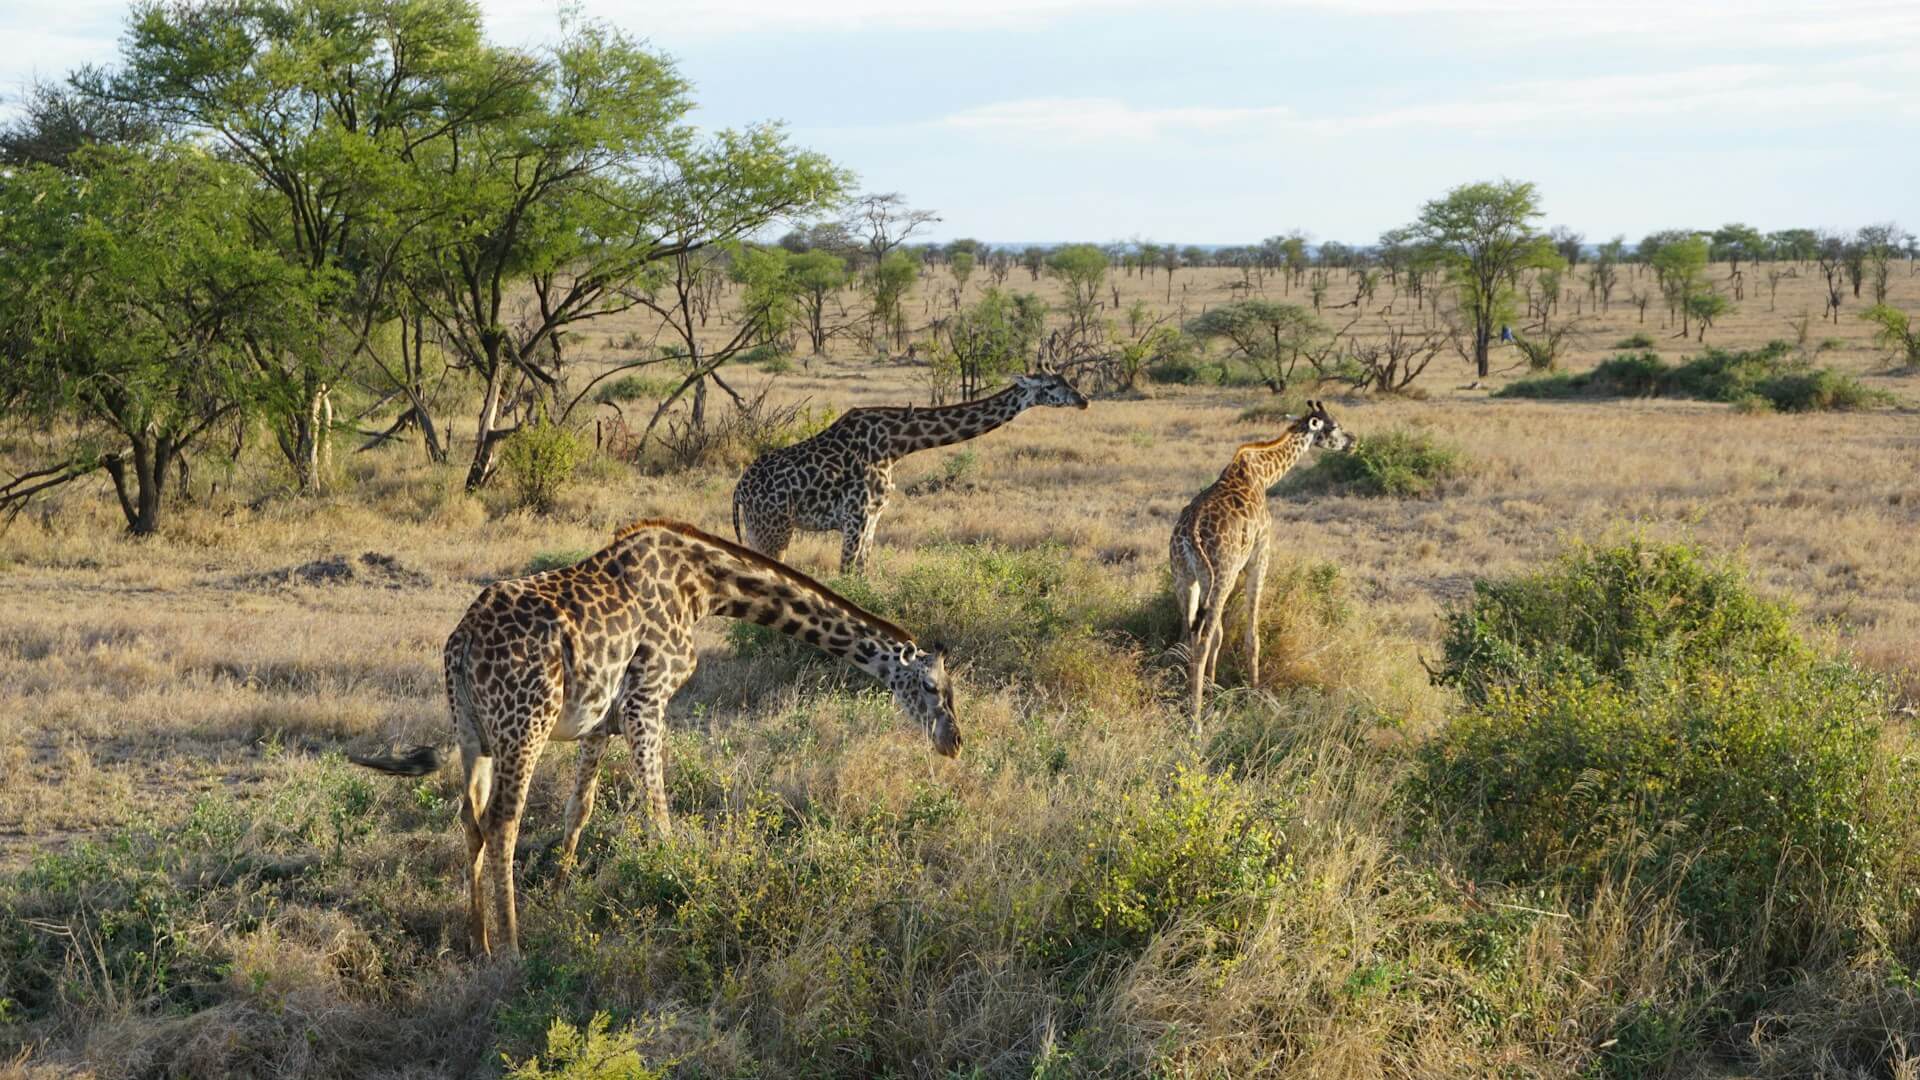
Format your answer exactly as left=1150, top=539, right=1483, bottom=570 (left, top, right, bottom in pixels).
left=1, top=259, right=1917, bottom=1076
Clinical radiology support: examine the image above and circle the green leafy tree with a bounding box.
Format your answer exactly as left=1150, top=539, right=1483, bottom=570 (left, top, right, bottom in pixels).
left=0, top=79, right=155, bottom=167
left=397, top=25, right=847, bottom=488
left=729, top=245, right=801, bottom=349
left=789, top=250, right=851, bottom=355
left=0, top=147, right=326, bottom=532
left=1653, top=235, right=1710, bottom=335
left=1046, top=243, right=1110, bottom=333
left=1768, top=228, right=1819, bottom=263
left=1711, top=223, right=1765, bottom=275
left=866, top=250, right=920, bottom=349
left=1409, top=180, right=1552, bottom=376
left=929, top=289, right=1048, bottom=401
left=1185, top=300, right=1329, bottom=393
left=1861, top=305, right=1920, bottom=367
left=1686, top=291, right=1733, bottom=342
left=111, top=0, right=498, bottom=490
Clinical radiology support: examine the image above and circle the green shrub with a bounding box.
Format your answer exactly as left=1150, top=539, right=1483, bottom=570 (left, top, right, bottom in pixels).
left=504, top=1012, right=667, bottom=1080
left=527, top=549, right=591, bottom=575
left=1587, top=351, right=1669, bottom=396
left=1286, top=429, right=1466, bottom=498
left=593, top=374, right=676, bottom=405
left=1433, top=539, right=1806, bottom=705
left=1494, top=342, right=1889, bottom=412
left=1613, top=332, right=1657, bottom=350
left=1413, top=657, right=1891, bottom=967
left=1054, top=765, right=1293, bottom=958
left=1755, top=367, right=1890, bottom=412
left=1490, top=372, right=1582, bottom=399
left=1417, top=538, right=1905, bottom=976
left=728, top=543, right=1147, bottom=703
left=500, top=415, right=586, bottom=512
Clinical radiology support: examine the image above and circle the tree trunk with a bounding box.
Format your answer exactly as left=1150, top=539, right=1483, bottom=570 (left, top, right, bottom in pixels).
left=104, top=432, right=172, bottom=535
left=1474, top=327, right=1490, bottom=377
left=465, top=357, right=507, bottom=491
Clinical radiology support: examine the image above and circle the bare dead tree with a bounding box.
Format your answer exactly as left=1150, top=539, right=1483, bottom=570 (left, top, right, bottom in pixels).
left=1343, top=324, right=1445, bottom=393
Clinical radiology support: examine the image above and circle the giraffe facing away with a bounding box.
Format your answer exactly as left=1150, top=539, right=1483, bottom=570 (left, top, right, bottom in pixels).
left=731, top=372, right=1089, bottom=574
left=351, top=519, right=960, bottom=957
left=1170, top=401, right=1353, bottom=728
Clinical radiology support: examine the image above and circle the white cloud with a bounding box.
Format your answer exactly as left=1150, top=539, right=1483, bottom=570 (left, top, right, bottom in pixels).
left=941, top=97, right=1300, bottom=141
left=484, top=0, right=1920, bottom=45
left=936, top=63, right=1909, bottom=143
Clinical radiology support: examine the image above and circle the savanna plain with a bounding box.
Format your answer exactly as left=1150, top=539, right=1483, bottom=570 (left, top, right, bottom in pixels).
left=5, top=259, right=1920, bottom=1079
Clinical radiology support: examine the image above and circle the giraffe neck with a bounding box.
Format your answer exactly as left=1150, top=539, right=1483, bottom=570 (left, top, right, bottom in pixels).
left=879, top=384, right=1031, bottom=457
left=1224, top=429, right=1313, bottom=490
left=691, top=533, right=922, bottom=680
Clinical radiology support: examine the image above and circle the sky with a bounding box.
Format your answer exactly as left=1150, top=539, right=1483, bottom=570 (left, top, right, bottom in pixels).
left=4, top=0, right=1917, bottom=245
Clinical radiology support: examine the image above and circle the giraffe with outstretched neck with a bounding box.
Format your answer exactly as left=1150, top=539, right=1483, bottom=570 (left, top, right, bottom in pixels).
left=731, top=372, right=1089, bottom=574
left=1170, top=401, right=1353, bottom=728
left=351, top=519, right=961, bottom=957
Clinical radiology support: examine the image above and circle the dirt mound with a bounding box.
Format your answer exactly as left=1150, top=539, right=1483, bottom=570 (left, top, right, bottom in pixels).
left=244, top=551, right=431, bottom=590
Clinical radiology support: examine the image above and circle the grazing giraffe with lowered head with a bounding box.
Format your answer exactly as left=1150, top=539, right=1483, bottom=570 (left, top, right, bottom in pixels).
left=1170, top=401, right=1353, bottom=728
left=351, top=519, right=961, bottom=957
left=731, top=372, right=1089, bottom=574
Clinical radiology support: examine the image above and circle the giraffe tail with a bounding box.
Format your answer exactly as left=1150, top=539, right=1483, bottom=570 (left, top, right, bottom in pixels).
left=349, top=744, right=446, bottom=776
left=732, top=487, right=743, bottom=544
left=1183, top=578, right=1204, bottom=636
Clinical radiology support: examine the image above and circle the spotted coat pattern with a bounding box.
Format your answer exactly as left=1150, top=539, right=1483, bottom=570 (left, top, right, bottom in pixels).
left=731, top=373, right=1089, bottom=574
left=361, top=520, right=961, bottom=957
left=1170, top=401, right=1353, bottom=727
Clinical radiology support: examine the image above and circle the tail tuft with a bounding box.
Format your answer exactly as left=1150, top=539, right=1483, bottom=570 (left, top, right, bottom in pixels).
left=732, top=491, right=743, bottom=543
left=349, top=745, right=445, bottom=776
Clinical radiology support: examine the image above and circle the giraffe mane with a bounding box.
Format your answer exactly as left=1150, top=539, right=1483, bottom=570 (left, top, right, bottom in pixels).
left=1232, top=426, right=1307, bottom=458
left=838, top=382, right=1019, bottom=423
left=607, top=518, right=916, bottom=644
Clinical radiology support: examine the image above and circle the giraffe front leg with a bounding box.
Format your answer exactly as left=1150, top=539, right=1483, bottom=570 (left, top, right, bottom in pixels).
left=555, top=733, right=608, bottom=884
left=839, top=512, right=879, bottom=576
left=618, top=678, right=677, bottom=837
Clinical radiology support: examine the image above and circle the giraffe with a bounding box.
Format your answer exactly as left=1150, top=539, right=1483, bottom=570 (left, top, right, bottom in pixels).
left=350, top=519, right=961, bottom=957
left=731, top=372, right=1089, bottom=574
left=1169, top=400, right=1353, bottom=728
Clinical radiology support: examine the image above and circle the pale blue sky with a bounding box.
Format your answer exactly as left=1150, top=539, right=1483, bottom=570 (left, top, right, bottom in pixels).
left=6, top=0, right=1916, bottom=244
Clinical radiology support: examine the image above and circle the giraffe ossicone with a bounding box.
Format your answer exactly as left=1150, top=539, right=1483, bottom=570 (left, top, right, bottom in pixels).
left=351, top=519, right=960, bottom=957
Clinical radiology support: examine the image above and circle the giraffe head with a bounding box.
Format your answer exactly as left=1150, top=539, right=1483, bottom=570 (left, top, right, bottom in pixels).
left=890, top=644, right=962, bottom=757
left=1302, top=400, right=1353, bottom=452
left=1015, top=371, right=1090, bottom=410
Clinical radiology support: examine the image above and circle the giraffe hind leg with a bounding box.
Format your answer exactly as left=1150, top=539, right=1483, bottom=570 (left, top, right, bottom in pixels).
left=459, top=744, right=494, bottom=956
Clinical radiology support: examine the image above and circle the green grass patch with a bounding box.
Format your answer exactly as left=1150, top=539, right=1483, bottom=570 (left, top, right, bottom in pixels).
left=1285, top=429, right=1467, bottom=498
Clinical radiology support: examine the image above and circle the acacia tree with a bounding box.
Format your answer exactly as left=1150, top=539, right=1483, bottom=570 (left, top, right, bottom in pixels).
left=1409, top=180, right=1552, bottom=376
left=108, top=0, right=509, bottom=491
left=1653, top=235, right=1709, bottom=335
left=847, top=193, right=939, bottom=271
left=929, top=289, right=1048, bottom=402
left=1185, top=301, right=1329, bottom=393
left=0, top=79, right=155, bottom=167
left=0, top=147, right=324, bottom=532
left=789, top=249, right=852, bottom=355
left=1046, top=244, right=1109, bottom=334
left=399, top=24, right=847, bottom=489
